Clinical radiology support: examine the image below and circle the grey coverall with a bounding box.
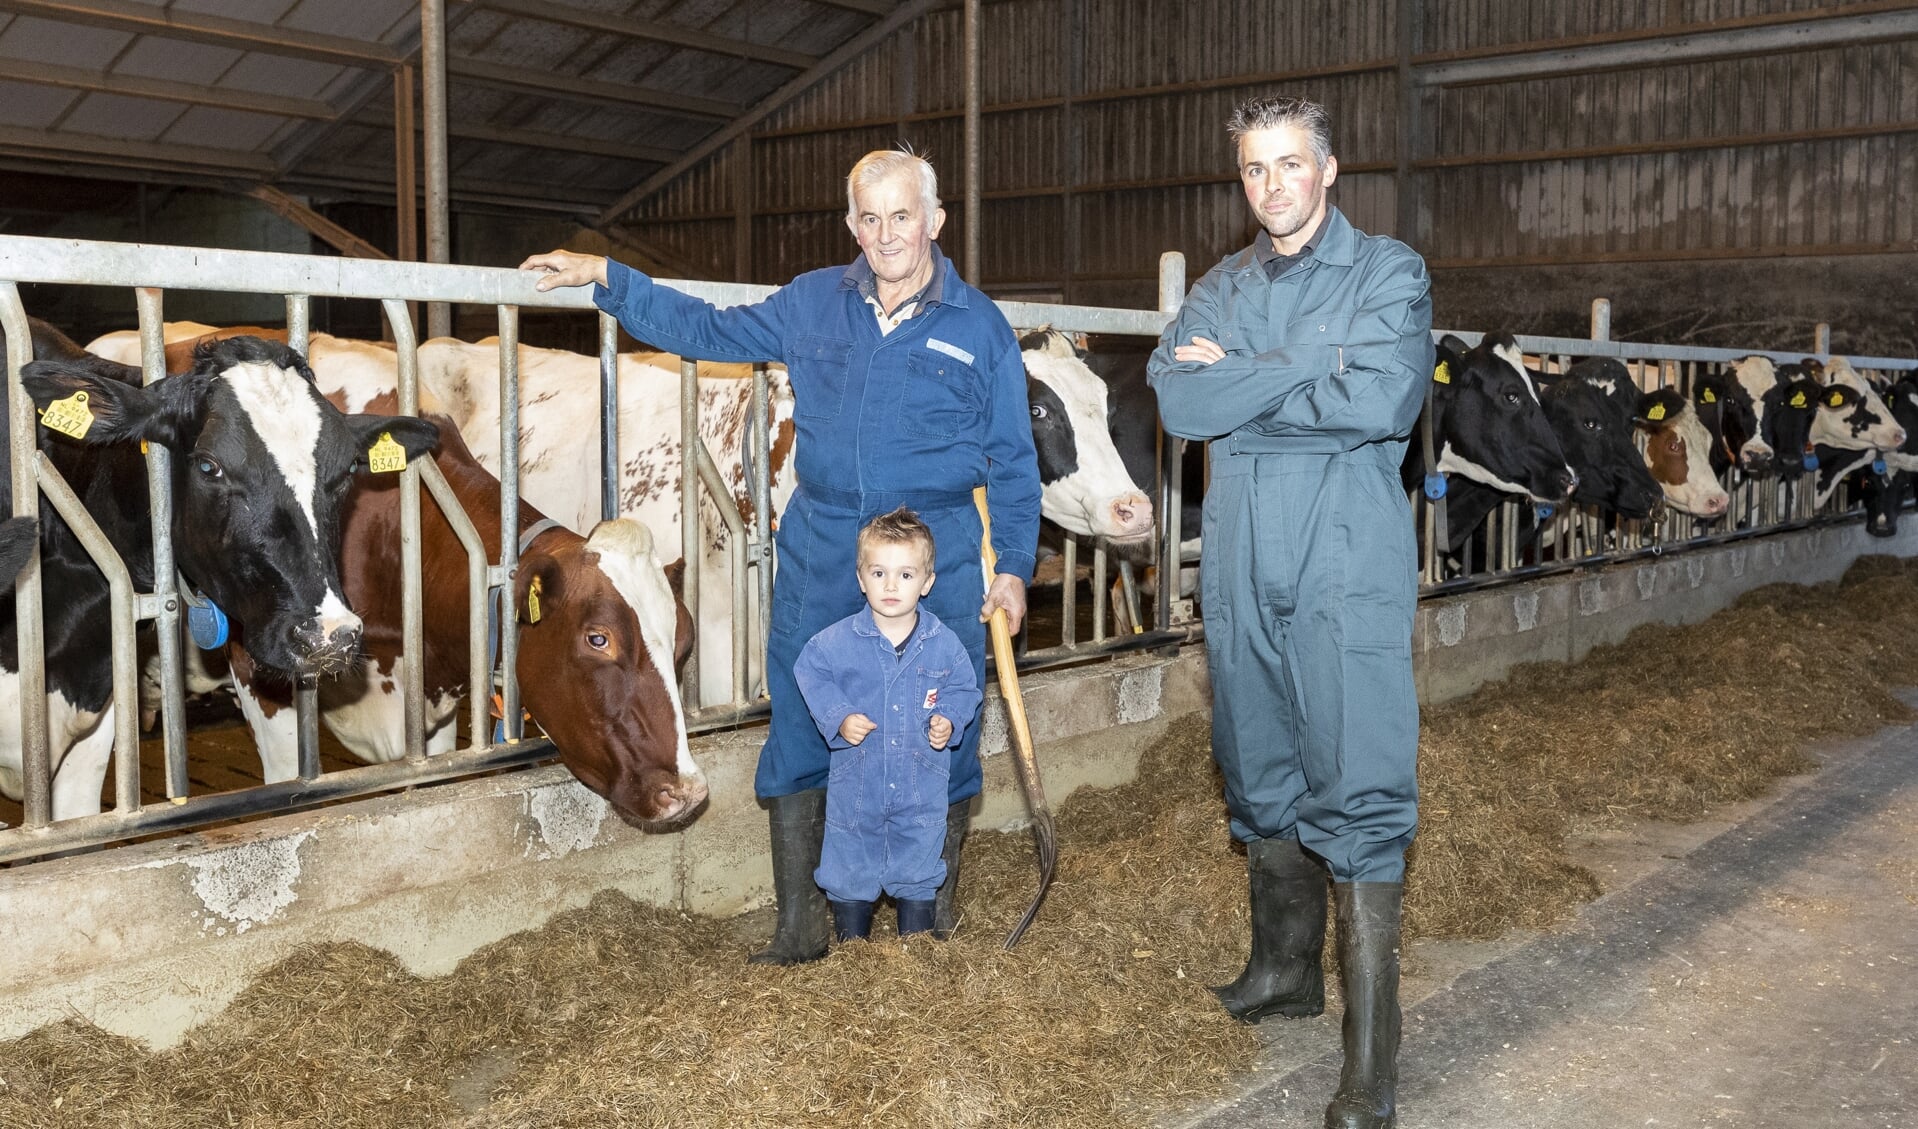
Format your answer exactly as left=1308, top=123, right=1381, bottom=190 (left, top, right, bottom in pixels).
left=1147, top=207, right=1433, bottom=884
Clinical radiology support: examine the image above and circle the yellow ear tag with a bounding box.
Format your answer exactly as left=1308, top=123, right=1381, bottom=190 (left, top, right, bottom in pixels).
left=1828, top=390, right=1846, bottom=408
left=1646, top=402, right=1666, bottom=422
left=367, top=432, right=407, bottom=474
left=1701, top=388, right=1716, bottom=403
left=1432, top=360, right=1452, bottom=385
left=526, top=575, right=543, bottom=624
left=39, top=391, right=93, bottom=439
left=1790, top=390, right=1808, bottom=408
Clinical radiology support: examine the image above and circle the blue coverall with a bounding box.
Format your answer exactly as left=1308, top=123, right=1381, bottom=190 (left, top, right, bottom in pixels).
left=794, top=607, right=983, bottom=902
left=594, top=244, right=1040, bottom=803
left=1147, top=208, right=1434, bottom=884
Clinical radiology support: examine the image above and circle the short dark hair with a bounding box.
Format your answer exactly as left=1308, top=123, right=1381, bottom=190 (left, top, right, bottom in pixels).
left=1227, top=95, right=1333, bottom=168
left=857, top=506, right=935, bottom=569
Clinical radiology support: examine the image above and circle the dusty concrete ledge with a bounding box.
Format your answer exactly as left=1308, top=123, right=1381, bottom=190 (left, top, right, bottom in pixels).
left=0, top=649, right=1211, bottom=1048
left=1414, top=520, right=1918, bottom=705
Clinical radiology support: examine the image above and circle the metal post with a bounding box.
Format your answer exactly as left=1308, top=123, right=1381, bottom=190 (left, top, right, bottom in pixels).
left=1060, top=536, right=1077, bottom=646
left=383, top=298, right=429, bottom=759
left=2, top=285, right=48, bottom=827
left=493, top=305, right=524, bottom=741
left=962, top=0, right=981, bottom=284
left=1155, top=251, right=1186, bottom=631
left=284, top=296, right=324, bottom=780
left=137, top=288, right=188, bottom=801
left=1091, top=539, right=1108, bottom=642
left=679, top=357, right=701, bottom=707
left=421, top=0, right=451, bottom=340
left=598, top=312, right=619, bottom=523
left=1814, top=322, right=1831, bottom=355
left=1590, top=298, right=1611, bottom=341
left=750, top=362, right=773, bottom=694
left=393, top=62, right=419, bottom=340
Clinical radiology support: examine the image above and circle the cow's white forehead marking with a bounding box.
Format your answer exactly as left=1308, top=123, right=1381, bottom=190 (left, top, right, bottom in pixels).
left=222, top=360, right=326, bottom=544
left=586, top=520, right=697, bottom=780
left=1491, top=340, right=1538, bottom=402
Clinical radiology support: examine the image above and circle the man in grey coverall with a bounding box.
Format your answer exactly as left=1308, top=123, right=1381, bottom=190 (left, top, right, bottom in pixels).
left=1148, top=95, right=1432, bottom=1129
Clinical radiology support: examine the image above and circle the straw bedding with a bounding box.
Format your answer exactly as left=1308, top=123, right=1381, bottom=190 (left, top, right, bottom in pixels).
left=3, top=557, right=1916, bottom=1128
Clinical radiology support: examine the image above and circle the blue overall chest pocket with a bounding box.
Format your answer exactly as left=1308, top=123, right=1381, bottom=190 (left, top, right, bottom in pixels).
left=1284, top=313, right=1353, bottom=375
left=900, top=351, right=982, bottom=439
left=792, top=335, right=852, bottom=420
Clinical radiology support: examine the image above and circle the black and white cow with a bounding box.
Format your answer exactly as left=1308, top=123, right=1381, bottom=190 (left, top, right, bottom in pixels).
left=1759, top=362, right=1823, bottom=481
left=1692, top=371, right=1764, bottom=478
left=1858, top=373, right=1918, bottom=536
left=3, top=325, right=439, bottom=820
left=1810, top=356, right=1909, bottom=508
left=1537, top=357, right=1663, bottom=520
left=1018, top=328, right=1154, bottom=545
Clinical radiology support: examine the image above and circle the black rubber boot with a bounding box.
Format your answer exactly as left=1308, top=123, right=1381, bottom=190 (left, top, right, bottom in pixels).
left=830, top=898, right=876, bottom=942
left=1325, top=882, right=1403, bottom=1129
left=896, top=898, right=936, bottom=937
left=931, top=800, right=971, bottom=940
left=746, top=789, right=831, bottom=966
left=1211, top=836, right=1328, bottom=1022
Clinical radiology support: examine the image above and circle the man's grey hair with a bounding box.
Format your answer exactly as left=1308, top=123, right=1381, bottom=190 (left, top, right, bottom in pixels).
left=846, top=147, right=941, bottom=220
left=1226, top=95, right=1333, bottom=168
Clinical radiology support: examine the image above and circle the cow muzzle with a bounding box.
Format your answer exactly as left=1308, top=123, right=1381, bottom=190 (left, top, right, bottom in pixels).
left=290, top=612, right=364, bottom=676
left=1104, top=492, right=1155, bottom=542
left=617, top=769, right=710, bottom=831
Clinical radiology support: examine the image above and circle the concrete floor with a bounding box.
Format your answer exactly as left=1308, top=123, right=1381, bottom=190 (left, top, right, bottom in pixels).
left=1166, top=702, right=1918, bottom=1129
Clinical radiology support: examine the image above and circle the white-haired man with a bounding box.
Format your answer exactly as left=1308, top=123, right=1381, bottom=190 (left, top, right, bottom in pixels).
left=1148, top=95, right=1433, bottom=1129
left=522, top=149, right=1040, bottom=965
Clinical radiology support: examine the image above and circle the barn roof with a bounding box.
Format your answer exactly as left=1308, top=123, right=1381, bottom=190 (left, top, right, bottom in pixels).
left=0, top=0, right=925, bottom=225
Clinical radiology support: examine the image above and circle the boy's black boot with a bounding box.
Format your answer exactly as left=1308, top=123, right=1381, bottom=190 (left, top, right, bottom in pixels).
left=1211, top=836, right=1328, bottom=1021
left=747, top=788, right=831, bottom=965
left=932, top=800, right=971, bottom=940
left=896, top=898, right=936, bottom=937
left=830, top=898, right=877, bottom=942
left=1325, top=882, right=1403, bottom=1129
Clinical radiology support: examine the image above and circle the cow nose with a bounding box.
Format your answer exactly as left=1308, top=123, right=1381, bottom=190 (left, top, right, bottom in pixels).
left=1109, top=493, right=1154, bottom=538
left=1556, top=467, right=1578, bottom=499
left=1705, top=493, right=1730, bottom=516
left=653, top=772, right=709, bottom=824
left=1893, top=428, right=1910, bottom=449
left=292, top=612, right=363, bottom=673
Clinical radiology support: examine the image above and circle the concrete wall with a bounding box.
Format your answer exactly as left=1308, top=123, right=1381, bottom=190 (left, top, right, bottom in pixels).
left=3, top=517, right=1909, bottom=1050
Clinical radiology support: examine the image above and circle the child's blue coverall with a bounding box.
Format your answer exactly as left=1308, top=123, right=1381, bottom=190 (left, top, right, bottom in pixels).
left=793, top=607, right=983, bottom=903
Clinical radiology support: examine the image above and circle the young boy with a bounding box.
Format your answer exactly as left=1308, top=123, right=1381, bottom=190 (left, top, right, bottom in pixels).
left=793, top=507, right=984, bottom=941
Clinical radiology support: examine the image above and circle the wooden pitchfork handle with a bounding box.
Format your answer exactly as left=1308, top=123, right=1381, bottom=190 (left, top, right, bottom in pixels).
left=973, top=486, right=1058, bottom=949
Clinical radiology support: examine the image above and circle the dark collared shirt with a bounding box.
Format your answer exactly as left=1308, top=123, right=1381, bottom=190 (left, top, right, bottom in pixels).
left=1253, top=212, right=1327, bottom=281
left=841, top=243, right=949, bottom=332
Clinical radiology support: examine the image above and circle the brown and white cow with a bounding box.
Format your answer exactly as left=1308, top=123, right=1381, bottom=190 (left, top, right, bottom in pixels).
left=1636, top=386, right=1730, bottom=519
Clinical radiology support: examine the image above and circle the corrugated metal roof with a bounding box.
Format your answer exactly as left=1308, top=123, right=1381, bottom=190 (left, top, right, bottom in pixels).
left=0, top=0, right=909, bottom=224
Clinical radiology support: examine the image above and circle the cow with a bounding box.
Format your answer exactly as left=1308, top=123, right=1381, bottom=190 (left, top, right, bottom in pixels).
left=1635, top=386, right=1729, bottom=520
left=1537, top=357, right=1664, bottom=520
left=1017, top=328, right=1153, bottom=545
left=1761, top=362, right=1822, bottom=481
left=1810, top=356, right=1909, bottom=508
left=1692, top=371, right=1765, bottom=478
left=0, top=517, right=34, bottom=590
left=4, top=324, right=439, bottom=821
left=230, top=403, right=708, bottom=827
left=1861, top=373, right=1918, bottom=537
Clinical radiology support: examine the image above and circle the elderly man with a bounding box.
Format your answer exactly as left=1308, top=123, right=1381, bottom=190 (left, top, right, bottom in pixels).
left=1147, top=96, right=1432, bottom=1129
left=522, top=148, right=1040, bottom=964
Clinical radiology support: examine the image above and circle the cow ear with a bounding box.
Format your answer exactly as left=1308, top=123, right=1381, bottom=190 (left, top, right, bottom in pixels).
left=20, top=359, right=203, bottom=448
left=344, top=414, right=441, bottom=474
left=1820, top=385, right=1856, bottom=410
left=514, top=554, right=561, bottom=626
left=673, top=591, right=695, bottom=670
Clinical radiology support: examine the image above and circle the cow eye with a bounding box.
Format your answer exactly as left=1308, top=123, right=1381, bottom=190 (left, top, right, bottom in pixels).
left=195, top=456, right=223, bottom=479
left=1030, top=403, right=1048, bottom=420
left=1584, top=419, right=1602, bottom=431
left=1504, top=392, right=1520, bottom=406
left=586, top=631, right=609, bottom=651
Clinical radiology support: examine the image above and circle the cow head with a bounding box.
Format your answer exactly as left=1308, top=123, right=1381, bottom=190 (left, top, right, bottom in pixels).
left=1765, top=367, right=1821, bottom=479
left=1810, top=357, right=1907, bottom=453
left=22, top=335, right=440, bottom=676
left=1543, top=358, right=1663, bottom=519
left=1019, top=329, right=1154, bottom=544
left=1635, top=387, right=1728, bottom=519
left=1433, top=332, right=1577, bottom=503
left=514, top=518, right=707, bottom=829
left=1693, top=372, right=1767, bottom=476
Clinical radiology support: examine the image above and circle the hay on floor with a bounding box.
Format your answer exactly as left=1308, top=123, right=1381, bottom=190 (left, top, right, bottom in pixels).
left=6, top=556, right=1918, bottom=1128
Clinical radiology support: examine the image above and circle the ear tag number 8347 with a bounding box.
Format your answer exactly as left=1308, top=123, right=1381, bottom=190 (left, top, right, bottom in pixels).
left=40, top=391, right=93, bottom=439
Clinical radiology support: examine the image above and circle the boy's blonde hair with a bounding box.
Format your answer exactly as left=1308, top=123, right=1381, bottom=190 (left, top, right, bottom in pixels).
left=857, top=506, right=936, bottom=571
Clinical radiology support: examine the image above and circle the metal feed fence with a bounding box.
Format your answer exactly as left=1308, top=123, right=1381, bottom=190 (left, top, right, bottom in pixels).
left=0, top=235, right=1907, bottom=864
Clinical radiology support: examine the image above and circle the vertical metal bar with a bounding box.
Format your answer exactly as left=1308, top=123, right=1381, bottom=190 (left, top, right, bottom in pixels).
left=493, top=305, right=524, bottom=742
left=393, top=62, right=419, bottom=341
left=381, top=298, right=429, bottom=759
left=285, top=296, right=322, bottom=780
left=679, top=357, right=701, bottom=707
left=750, top=362, right=773, bottom=694
left=598, top=312, right=619, bottom=523
left=1590, top=298, right=1611, bottom=341
left=421, top=0, right=451, bottom=340
left=1091, top=539, right=1108, bottom=642
left=962, top=0, right=981, bottom=284
left=1060, top=536, right=1077, bottom=647
left=1814, top=322, right=1831, bottom=355
left=136, top=288, right=187, bottom=801
left=2, top=285, right=48, bottom=827
left=1156, top=251, right=1185, bottom=631
left=417, top=460, right=487, bottom=751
